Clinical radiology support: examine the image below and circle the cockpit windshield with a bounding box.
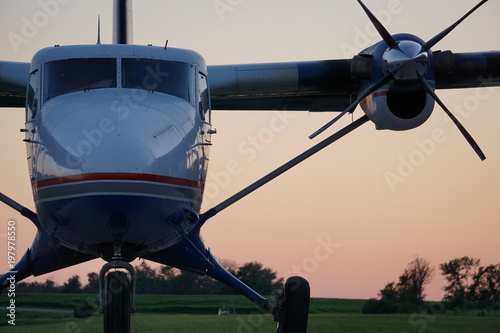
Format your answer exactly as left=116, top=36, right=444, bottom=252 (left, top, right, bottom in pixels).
left=122, top=58, right=193, bottom=103
left=44, top=58, right=117, bottom=102
left=42, top=57, right=194, bottom=104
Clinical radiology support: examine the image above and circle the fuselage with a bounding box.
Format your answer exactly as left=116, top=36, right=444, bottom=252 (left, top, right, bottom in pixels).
left=24, top=44, right=212, bottom=258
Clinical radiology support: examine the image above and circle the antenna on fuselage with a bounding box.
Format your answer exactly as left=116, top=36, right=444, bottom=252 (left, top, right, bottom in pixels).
left=113, top=0, right=133, bottom=44
left=97, top=15, right=101, bottom=45
left=164, top=40, right=168, bottom=50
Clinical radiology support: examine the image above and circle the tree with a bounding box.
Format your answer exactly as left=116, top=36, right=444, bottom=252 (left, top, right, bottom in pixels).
left=236, top=261, right=283, bottom=295
left=16, top=279, right=61, bottom=293
left=439, top=256, right=480, bottom=308
left=43, top=279, right=58, bottom=292
left=136, top=260, right=158, bottom=280
left=398, top=256, right=435, bottom=305
left=135, top=260, right=172, bottom=294
left=166, top=261, right=283, bottom=295
left=83, top=272, right=99, bottom=293
left=61, top=275, right=82, bottom=293
left=159, top=266, right=176, bottom=280
left=363, top=256, right=434, bottom=313
left=379, top=282, right=399, bottom=302
left=168, top=271, right=215, bottom=295
left=219, top=259, right=238, bottom=275
left=469, top=264, right=500, bottom=306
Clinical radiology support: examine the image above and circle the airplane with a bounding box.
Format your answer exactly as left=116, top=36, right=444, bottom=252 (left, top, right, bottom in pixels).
left=1, top=0, right=499, bottom=332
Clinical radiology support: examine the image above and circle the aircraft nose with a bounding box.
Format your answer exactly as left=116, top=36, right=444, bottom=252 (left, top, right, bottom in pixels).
left=38, top=92, right=194, bottom=175
left=65, top=125, right=156, bottom=172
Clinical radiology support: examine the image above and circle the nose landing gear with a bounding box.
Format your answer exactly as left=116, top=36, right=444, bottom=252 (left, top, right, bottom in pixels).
left=98, top=245, right=137, bottom=333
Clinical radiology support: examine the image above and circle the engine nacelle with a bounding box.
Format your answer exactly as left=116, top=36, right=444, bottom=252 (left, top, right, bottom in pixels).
left=360, top=80, right=435, bottom=130
left=354, top=34, right=436, bottom=131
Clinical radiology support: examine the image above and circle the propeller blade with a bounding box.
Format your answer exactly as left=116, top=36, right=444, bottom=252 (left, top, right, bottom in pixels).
left=421, top=0, right=488, bottom=52
left=199, top=115, right=370, bottom=225
left=357, top=0, right=398, bottom=49
left=309, top=72, right=394, bottom=139
left=309, top=109, right=351, bottom=140
left=417, top=76, right=486, bottom=161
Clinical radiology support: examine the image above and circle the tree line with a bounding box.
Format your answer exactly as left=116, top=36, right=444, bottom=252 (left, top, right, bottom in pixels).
left=15, top=260, right=284, bottom=296
left=363, top=256, right=500, bottom=314
left=14, top=255, right=499, bottom=312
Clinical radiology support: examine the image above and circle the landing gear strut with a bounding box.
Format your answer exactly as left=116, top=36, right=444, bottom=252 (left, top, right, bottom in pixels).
left=275, top=276, right=310, bottom=333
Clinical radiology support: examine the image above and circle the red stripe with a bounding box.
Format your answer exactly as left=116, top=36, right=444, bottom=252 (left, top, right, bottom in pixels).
left=371, top=91, right=388, bottom=98
left=34, top=173, right=202, bottom=190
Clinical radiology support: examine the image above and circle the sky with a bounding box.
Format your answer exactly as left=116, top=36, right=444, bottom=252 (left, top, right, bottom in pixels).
left=0, top=0, right=499, bottom=301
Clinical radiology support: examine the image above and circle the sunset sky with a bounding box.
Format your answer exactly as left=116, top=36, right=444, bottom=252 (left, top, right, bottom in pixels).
left=0, top=0, right=499, bottom=301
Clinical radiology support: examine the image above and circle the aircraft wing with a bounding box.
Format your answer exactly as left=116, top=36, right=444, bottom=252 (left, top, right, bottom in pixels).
left=0, top=61, right=30, bottom=108
left=1, top=51, right=499, bottom=110
left=208, top=51, right=500, bottom=111
left=208, top=59, right=354, bottom=112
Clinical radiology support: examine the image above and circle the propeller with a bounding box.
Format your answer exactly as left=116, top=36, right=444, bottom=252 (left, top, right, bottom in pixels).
left=417, top=76, right=486, bottom=160
left=421, top=0, right=489, bottom=53
left=356, top=0, right=398, bottom=50
left=310, top=0, right=488, bottom=160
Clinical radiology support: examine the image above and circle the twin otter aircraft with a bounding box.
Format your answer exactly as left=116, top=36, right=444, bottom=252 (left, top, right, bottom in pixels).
left=1, top=0, right=499, bottom=332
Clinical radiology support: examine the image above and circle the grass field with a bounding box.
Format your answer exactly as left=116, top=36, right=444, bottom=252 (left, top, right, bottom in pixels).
left=1, top=313, right=499, bottom=332
left=1, top=293, right=367, bottom=314
left=1, top=294, right=499, bottom=332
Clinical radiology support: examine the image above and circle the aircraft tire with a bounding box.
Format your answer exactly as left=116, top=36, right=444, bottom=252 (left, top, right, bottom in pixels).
left=104, top=271, right=131, bottom=333
left=276, top=276, right=310, bottom=333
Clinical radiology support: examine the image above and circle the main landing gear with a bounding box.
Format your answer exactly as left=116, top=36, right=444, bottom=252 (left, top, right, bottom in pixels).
left=275, top=276, right=310, bottom=333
